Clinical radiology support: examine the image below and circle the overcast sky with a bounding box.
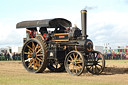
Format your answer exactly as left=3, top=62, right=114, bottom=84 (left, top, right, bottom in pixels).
left=0, top=0, right=128, bottom=49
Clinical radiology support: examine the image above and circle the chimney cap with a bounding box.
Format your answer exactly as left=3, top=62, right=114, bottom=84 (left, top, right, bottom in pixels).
left=81, top=10, right=87, bottom=13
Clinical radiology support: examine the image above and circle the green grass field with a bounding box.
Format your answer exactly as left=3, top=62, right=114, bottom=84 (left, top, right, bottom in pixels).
left=0, top=60, right=128, bottom=85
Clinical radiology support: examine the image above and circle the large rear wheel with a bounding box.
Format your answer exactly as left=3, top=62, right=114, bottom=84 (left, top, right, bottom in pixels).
left=21, top=38, right=48, bottom=73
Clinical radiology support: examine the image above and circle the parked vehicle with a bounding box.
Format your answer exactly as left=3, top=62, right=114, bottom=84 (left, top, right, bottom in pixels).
left=16, top=10, right=105, bottom=76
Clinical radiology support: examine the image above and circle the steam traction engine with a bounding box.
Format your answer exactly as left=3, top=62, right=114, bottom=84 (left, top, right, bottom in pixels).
left=16, top=10, right=105, bottom=76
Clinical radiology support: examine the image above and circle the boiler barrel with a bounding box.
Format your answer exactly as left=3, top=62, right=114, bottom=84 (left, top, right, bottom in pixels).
left=66, top=39, right=93, bottom=53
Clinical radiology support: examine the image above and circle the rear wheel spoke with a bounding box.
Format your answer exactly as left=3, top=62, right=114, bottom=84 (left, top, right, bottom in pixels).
left=28, top=49, right=33, bottom=53
left=32, top=42, right=36, bottom=50
left=27, top=45, right=33, bottom=52
left=37, top=54, right=43, bottom=56
left=24, top=52, right=32, bottom=55
left=36, top=57, right=42, bottom=61
left=35, top=59, right=40, bottom=67
left=36, top=48, right=42, bottom=54
left=35, top=44, right=39, bottom=51
left=28, top=59, right=34, bottom=68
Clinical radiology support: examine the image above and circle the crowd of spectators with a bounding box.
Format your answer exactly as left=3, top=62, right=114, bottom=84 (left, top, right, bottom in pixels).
left=103, top=52, right=128, bottom=60
left=0, top=52, right=21, bottom=61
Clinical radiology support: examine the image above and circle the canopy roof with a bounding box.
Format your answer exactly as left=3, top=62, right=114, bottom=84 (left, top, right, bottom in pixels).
left=16, top=18, right=72, bottom=29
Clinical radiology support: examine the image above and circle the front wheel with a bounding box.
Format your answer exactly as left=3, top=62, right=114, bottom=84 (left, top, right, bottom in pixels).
left=65, top=51, right=85, bottom=76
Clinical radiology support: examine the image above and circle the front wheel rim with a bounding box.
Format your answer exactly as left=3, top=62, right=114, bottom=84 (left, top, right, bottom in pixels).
left=65, top=51, right=85, bottom=76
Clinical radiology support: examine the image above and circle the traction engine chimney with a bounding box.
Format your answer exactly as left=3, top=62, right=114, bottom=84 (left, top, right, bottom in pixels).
left=81, top=10, right=87, bottom=39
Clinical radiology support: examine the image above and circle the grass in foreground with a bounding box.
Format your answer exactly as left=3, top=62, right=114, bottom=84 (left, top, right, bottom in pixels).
left=0, top=60, right=128, bottom=85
